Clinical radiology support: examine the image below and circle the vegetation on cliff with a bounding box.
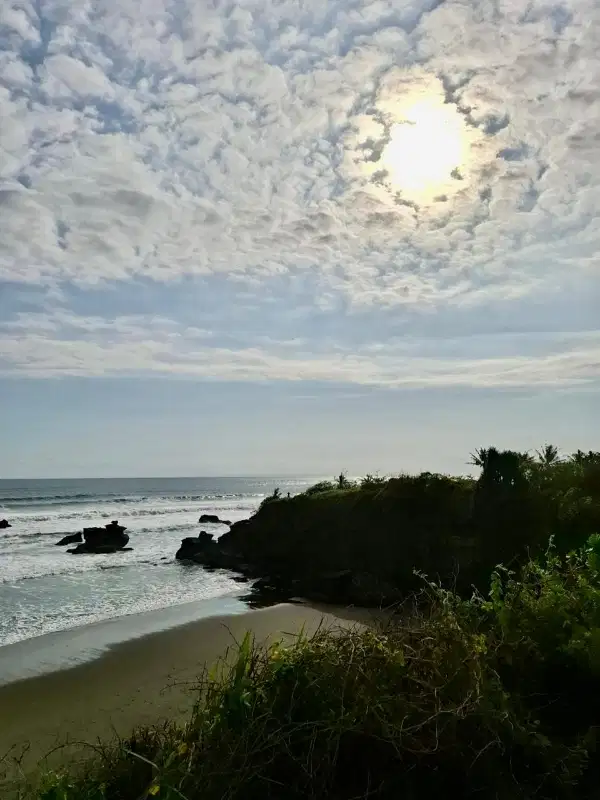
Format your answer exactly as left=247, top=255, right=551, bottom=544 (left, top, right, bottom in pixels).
left=190, top=446, right=600, bottom=604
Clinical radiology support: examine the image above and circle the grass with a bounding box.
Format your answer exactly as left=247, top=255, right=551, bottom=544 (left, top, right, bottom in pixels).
left=16, top=535, right=600, bottom=800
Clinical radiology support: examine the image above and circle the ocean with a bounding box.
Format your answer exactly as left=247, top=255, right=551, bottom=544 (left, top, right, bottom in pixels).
left=0, top=477, right=313, bottom=647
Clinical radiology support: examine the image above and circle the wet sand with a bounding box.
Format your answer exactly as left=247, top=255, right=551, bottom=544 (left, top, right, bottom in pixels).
left=0, top=603, right=365, bottom=786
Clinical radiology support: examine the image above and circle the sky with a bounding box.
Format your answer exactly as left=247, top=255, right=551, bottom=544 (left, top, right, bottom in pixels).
left=0, top=0, right=599, bottom=478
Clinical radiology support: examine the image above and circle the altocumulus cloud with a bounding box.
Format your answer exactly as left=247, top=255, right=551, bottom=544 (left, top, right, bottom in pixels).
left=0, top=0, right=599, bottom=388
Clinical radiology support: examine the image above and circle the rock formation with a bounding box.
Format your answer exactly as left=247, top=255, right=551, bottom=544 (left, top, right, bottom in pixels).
left=0, top=519, right=11, bottom=529
left=56, top=531, right=83, bottom=546
left=198, top=514, right=231, bottom=525
left=175, top=513, right=403, bottom=606
left=175, top=531, right=237, bottom=568
left=68, top=520, right=130, bottom=554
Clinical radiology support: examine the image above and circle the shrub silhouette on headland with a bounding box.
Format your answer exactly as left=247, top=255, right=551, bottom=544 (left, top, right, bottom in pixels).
left=193, top=446, right=600, bottom=605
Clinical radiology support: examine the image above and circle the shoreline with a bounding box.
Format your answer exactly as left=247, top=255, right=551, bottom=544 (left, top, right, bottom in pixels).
left=0, top=603, right=367, bottom=787
left=0, top=592, right=253, bottom=686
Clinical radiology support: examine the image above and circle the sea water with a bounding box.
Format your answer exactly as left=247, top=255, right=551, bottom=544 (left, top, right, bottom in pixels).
left=0, top=477, right=312, bottom=646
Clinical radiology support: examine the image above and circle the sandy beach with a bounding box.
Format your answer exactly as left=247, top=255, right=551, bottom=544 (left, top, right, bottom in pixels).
left=0, top=602, right=366, bottom=788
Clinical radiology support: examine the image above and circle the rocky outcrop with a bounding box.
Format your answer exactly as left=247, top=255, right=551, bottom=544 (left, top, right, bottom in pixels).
left=198, top=514, right=231, bottom=525
left=175, top=521, right=257, bottom=575
left=176, top=531, right=213, bottom=560
left=0, top=519, right=11, bottom=529
left=175, top=524, right=401, bottom=605
left=56, top=531, right=83, bottom=546
left=68, top=520, right=130, bottom=554
left=176, top=531, right=244, bottom=569
left=175, top=505, right=410, bottom=607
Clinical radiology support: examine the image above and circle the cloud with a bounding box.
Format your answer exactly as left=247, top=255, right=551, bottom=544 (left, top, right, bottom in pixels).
left=1, top=0, right=598, bottom=397
left=1, top=310, right=598, bottom=389
left=0, top=0, right=598, bottom=310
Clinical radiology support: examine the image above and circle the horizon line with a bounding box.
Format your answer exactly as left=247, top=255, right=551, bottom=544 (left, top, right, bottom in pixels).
left=0, top=474, right=329, bottom=482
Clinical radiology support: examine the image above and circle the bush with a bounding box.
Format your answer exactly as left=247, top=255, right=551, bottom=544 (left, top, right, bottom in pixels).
left=258, top=487, right=282, bottom=510
left=360, top=473, right=387, bottom=488
left=475, top=537, right=600, bottom=743
left=302, top=480, right=336, bottom=495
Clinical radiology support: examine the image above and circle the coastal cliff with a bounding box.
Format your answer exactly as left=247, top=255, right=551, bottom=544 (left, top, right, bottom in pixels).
left=177, top=449, right=600, bottom=606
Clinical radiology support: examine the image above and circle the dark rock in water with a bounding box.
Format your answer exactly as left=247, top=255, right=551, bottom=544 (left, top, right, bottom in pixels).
left=69, top=545, right=112, bottom=554
left=69, top=544, right=134, bottom=555
left=0, top=519, right=11, bottom=529
left=176, top=520, right=259, bottom=575
left=56, top=532, right=83, bottom=546
left=177, top=530, right=214, bottom=557
left=177, top=531, right=218, bottom=563
left=175, top=531, right=242, bottom=569
left=198, top=514, right=231, bottom=525
left=68, top=520, right=129, bottom=555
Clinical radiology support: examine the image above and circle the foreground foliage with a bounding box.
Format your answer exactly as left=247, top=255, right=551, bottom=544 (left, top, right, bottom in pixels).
left=20, top=535, right=600, bottom=800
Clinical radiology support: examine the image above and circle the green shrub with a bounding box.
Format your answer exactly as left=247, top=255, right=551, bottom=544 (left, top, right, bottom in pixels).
left=302, top=480, right=336, bottom=495
left=360, top=473, right=387, bottom=488
left=258, top=487, right=282, bottom=510
left=473, top=537, right=600, bottom=743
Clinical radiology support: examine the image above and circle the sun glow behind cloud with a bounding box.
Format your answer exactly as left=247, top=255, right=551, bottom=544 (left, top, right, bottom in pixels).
left=381, top=98, right=470, bottom=201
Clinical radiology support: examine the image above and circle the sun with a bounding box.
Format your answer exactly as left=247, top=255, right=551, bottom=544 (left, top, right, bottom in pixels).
left=381, top=98, right=469, bottom=200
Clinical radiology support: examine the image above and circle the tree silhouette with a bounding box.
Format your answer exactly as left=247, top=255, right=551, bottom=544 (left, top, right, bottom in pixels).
left=536, top=444, right=561, bottom=466
left=337, top=472, right=349, bottom=489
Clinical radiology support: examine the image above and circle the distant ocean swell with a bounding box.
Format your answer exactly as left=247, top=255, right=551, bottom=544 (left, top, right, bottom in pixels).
left=0, top=492, right=258, bottom=508
left=2, top=503, right=256, bottom=526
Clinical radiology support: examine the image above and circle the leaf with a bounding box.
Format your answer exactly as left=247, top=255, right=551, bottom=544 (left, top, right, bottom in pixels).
left=148, top=784, right=160, bottom=797
left=40, top=788, right=68, bottom=800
